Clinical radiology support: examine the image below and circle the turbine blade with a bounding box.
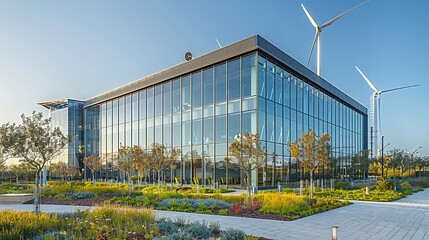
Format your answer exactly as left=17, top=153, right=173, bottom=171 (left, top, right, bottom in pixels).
left=307, top=31, right=318, bottom=67
left=216, top=38, right=222, bottom=48
left=301, top=3, right=319, bottom=28
left=321, top=0, right=369, bottom=28
left=380, top=84, right=420, bottom=93
left=355, top=66, right=379, bottom=92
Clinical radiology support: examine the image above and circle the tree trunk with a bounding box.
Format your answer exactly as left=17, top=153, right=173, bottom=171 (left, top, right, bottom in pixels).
left=157, top=170, right=161, bottom=194
left=34, top=170, right=41, bottom=213
left=309, top=170, right=314, bottom=200
left=127, top=172, right=132, bottom=196
left=92, top=170, right=96, bottom=185
left=170, top=169, right=174, bottom=190
left=247, top=166, right=252, bottom=202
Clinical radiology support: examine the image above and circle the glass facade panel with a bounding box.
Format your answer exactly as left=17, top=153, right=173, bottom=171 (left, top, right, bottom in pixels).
left=203, top=68, right=214, bottom=106
left=227, top=59, right=240, bottom=100
left=242, top=54, right=257, bottom=97
left=215, top=64, right=226, bottom=103
left=192, top=71, right=202, bottom=108
left=163, top=82, right=171, bottom=114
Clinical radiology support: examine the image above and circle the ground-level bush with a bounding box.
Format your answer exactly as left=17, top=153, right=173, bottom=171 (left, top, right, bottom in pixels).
left=157, top=198, right=231, bottom=213
left=316, top=188, right=408, bottom=201
left=0, top=210, right=60, bottom=240
left=258, top=193, right=309, bottom=215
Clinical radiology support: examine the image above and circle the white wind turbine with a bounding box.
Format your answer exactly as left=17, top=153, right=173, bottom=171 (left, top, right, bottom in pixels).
left=355, top=66, right=420, bottom=159
left=301, top=1, right=369, bottom=76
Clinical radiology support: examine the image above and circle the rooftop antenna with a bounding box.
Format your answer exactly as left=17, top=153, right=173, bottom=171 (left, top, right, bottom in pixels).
left=216, top=38, right=222, bottom=48
left=301, top=0, right=369, bottom=76
left=355, top=66, right=420, bottom=159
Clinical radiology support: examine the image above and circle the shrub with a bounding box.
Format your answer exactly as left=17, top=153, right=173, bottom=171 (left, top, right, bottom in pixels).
left=246, top=199, right=261, bottom=211
left=400, top=181, right=411, bottom=190
left=107, top=195, right=148, bottom=206
left=209, top=222, right=221, bottom=235
left=70, top=192, right=95, bottom=199
left=334, top=181, right=350, bottom=190
left=221, top=228, right=245, bottom=240
left=0, top=210, right=61, bottom=240
left=219, top=209, right=229, bottom=216
left=156, top=218, right=179, bottom=235
left=157, top=198, right=231, bottom=212
left=230, top=199, right=243, bottom=215
left=375, top=179, right=393, bottom=191
left=259, top=193, right=309, bottom=215
left=157, top=232, right=193, bottom=240
left=183, top=222, right=212, bottom=240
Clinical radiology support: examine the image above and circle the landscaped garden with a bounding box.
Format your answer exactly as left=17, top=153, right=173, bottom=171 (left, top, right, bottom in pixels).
left=0, top=205, right=265, bottom=240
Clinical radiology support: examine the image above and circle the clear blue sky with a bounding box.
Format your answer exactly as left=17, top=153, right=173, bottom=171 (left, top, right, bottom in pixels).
left=0, top=0, right=427, bottom=156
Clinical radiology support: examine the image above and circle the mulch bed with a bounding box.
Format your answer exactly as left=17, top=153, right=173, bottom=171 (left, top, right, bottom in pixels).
left=26, top=196, right=293, bottom=222
left=228, top=208, right=292, bottom=221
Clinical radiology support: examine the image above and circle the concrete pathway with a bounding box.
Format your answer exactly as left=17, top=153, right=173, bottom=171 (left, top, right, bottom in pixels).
left=1, top=189, right=429, bottom=239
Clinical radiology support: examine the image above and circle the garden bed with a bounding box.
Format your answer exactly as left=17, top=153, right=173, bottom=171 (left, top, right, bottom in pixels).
left=24, top=195, right=112, bottom=206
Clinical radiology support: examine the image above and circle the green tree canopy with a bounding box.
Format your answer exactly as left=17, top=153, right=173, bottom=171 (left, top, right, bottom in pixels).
left=229, top=132, right=266, bottom=200
left=289, top=128, right=331, bottom=199
left=0, top=112, right=68, bottom=212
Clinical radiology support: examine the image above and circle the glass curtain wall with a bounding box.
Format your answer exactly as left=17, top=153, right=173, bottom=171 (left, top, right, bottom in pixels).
left=257, top=54, right=366, bottom=184
left=91, top=53, right=257, bottom=185
left=87, top=51, right=366, bottom=185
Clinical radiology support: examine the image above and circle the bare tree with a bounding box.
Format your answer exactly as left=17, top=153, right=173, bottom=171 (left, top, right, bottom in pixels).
left=290, top=128, right=331, bottom=199
left=229, top=132, right=266, bottom=200
left=0, top=112, right=68, bottom=212
left=83, top=155, right=102, bottom=184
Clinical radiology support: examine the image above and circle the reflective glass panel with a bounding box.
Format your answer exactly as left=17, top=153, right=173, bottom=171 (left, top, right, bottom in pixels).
left=241, top=54, right=257, bottom=97
left=215, top=64, right=226, bottom=103
left=203, top=68, right=214, bottom=105
left=227, top=59, right=240, bottom=100
left=192, top=71, right=202, bottom=108
left=163, top=82, right=171, bottom=114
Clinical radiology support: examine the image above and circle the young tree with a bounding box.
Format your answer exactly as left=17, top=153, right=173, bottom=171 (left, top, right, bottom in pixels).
left=10, top=164, right=23, bottom=183
left=289, top=128, right=331, bottom=199
left=134, top=146, right=150, bottom=187
left=65, top=165, right=78, bottom=181
left=0, top=161, right=6, bottom=181
left=229, top=132, right=266, bottom=200
left=83, top=155, right=102, bottom=184
left=166, top=147, right=180, bottom=190
left=50, top=162, right=67, bottom=180
left=117, top=145, right=139, bottom=195
left=149, top=143, right=180, bottom=193
left=0, top=112, right=68, bottom=212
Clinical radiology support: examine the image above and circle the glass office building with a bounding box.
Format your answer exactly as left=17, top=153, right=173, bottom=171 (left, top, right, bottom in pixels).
left=39, top=99, right=85, bottom=168
left=83, top=35, right=367, bottom=186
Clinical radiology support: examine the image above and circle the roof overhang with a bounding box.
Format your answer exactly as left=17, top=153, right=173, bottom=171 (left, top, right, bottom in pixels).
left=83, top=35, right=367, bottom=115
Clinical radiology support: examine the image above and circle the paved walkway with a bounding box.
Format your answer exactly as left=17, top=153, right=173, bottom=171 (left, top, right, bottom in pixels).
left=1, top=189, right=429, bottom=239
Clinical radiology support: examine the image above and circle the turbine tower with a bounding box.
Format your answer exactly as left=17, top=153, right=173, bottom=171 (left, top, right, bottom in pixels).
left=355, top=66, right=420, bottom=159
left=301, top=1, right=369, bottom=76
